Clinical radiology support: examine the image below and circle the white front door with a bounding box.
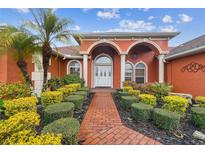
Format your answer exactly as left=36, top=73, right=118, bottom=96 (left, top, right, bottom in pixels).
left=94, top=65, right=112, bottom=87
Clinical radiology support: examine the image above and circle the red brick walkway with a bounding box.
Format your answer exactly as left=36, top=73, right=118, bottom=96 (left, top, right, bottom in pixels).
left=78, top=91, right=161, bottom=145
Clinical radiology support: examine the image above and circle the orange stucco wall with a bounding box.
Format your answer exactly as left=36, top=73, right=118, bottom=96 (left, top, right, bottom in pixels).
left=166, top=52, right=205, bottom=97
left=80, top=39, right=169, bottom=54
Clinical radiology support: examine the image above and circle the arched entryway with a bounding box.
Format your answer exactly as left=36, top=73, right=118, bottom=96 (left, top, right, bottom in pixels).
left=93, top=54, right=113, bottom=88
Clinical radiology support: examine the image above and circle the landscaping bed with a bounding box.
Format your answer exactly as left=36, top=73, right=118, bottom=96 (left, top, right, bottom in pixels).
left=113, top=93, right=205, bottom=145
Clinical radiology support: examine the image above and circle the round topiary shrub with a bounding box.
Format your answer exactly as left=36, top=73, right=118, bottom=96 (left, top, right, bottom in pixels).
left=121, top=96, right=138, bottom=110
left=73, top=91, right=88, bottom=100
left=153, top=108, right=181, bottom=130
left=64, top=95, right=84, bottom=110
left=44, top=102, right=75, bottom=124
left=131, top=103, right=154, bottom=122
left=41, top=118, right=80, bottom=145
left=191, top=107, right=205, bottom=129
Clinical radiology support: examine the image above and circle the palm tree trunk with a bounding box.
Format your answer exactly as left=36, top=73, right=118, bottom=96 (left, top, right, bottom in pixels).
left=42, top=42, right=52, bottom=91
left=16, top=60, right=32, bottom=86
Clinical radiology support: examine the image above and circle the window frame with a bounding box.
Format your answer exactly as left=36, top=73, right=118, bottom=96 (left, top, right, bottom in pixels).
left=135, top=61, right=148, bottom=84
left=67, top=60, right=82, bottom=78
left=125, top=62, right=134, bottom=81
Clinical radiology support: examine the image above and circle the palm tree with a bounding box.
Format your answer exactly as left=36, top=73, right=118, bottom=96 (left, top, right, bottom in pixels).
left=0, top=26, right=39, bottom=86
left=24, top=9, right=81, bottom=90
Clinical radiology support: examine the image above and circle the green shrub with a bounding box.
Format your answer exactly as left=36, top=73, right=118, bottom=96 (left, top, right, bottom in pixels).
left=0, top=99, right=3, bottom=112
left=131, top=103, right=153, bottom=122
left=127, top=89, right=140, bottom=97
left=64, top=83, right=81, bottom=92
left=162, top=95, right=189, bottom=113
left=78, top=87, right=89, bottom=92
left=64, top=74, right=84, bottom=87
left=117, top=91, right=128, bottom=99
left=153, top=108, right=181, bottom=130
left=148, top=82, right=172, bottom=101
left=41, top=91, right=63, bottom=107
left=0, top=82, right=32, bottom=100
left=41, top=118, right=80, bottom=145
left=64, top=95, right=84, bottom=110
left=121, top=96, right=138, bottom=110
left=3, top=96, right=38, bottom=116
left=191, top=107, right=205, bottom=129
left=48, top=77, right=64, bottom=91
left=139, top=94, right=157, bottom=107
left=123, top=86, right=133, bottom=92
left=44, top=102, right=75, bottom=124
left=195, top=96, right=205, bottom=108
left=73, top=91, right=88, bottom=100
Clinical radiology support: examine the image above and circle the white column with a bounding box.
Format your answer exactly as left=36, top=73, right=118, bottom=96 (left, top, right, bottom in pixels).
left=120, top=54, right=126, bottom=88
left=83, top=54, right=88, bottom=86
left=158, top=54, right=165, bottom=83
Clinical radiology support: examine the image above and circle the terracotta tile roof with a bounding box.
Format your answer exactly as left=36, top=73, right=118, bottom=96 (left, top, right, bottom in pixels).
left=56, top=46, right=81, bottom=56
left=168, top=34, right=205, bottom=57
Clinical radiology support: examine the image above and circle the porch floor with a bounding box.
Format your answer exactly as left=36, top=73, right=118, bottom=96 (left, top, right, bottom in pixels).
left=78, top=90, right=161, bottom=145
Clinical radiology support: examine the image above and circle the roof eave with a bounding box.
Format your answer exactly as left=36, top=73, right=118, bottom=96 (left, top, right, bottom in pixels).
left=165, top=45, right=205, bottom=60
left=52, top=51, right=83, bottom=59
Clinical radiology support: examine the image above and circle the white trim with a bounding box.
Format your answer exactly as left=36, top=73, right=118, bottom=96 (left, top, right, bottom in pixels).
left=165, top=45, right=205, bottom=60
left=120, top=54, right=126, bottom=88
left=83, top=55, right=88, bottom=86
left=67, top=60, right=82, bottom=78
left=86, top=39, right=122, bottom=55
left=126, top=39, right=163, bottom=54
left=125, top=61, right=135, bottom=81
left=81, top=38, right=168, bottom=41
left=158, top=54, right=165, bottom=83
left=135, top=61, right=148, bottom=83
left=93, top=53, right=113, bottom=88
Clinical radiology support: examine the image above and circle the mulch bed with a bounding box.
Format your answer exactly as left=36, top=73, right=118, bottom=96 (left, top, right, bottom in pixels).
left=73, top=92, right=94, bottom=123
left=112, top=93, right=205, bottom=145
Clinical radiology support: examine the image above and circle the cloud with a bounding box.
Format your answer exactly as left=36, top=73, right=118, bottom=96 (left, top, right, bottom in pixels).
left=0, top=23, right=8, bottom=26
left=97, top=9, right=120, bottom=19
left=148, top=16, right=154, bottom=21
left=162, top=15, right=173, bottom=23
left=119, top=19, right=155, bottom=31
left=138, top=8, right=150, bottom=12
left=177, top=14, right=193, bottom=23
left=16, top=8, right=29, bottom=14
left=159, top=25, right=177, bottom=32
left=82, top=8, right=93, bottom=13
left=72, top=25, right=81, bottom=31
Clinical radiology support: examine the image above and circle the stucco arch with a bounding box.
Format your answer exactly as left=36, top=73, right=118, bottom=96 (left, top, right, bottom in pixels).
left=126, top=39, right=163, bottom=54
left=87, top=39, right=122, bottom=55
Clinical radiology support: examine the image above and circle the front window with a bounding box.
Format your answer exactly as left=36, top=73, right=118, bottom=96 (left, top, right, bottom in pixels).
left=135, top=63, right=146, bottom=83
left=125, top=63, right=133, bottom=81
left=68, top=61, right=81, bottom=77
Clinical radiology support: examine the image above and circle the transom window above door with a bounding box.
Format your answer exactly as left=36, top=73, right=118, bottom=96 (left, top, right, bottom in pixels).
left=95, top=56, right=112, bottom=65
left=67, top=60, right=81, bottom=77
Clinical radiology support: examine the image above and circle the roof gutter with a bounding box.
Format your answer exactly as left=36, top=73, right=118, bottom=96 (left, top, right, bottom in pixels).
left=52, top=51, right=83, bottom=59
left=165, top=45, right=205, bottom=61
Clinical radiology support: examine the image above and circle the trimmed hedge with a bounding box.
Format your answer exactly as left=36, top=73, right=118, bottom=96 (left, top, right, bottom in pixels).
left=121, top=96, right=138, bottom=110
left=3, top=96, right=38, bottom=116
left=44, top=102, right=75, bottom=124
left=153, top=108, right=181, bottom=130
left=131, top=103, right=153, bottom=122
left=128, top=89, right=140, bottom=97
left=64, top=95, right=84, bottom=110
left=123, top=86, right=133, bottom=92
left=195, top=96, right=205, bottom=108
left=73, top=91, right=88, bottom=100
left=41, top=91, right=63, bottom=107
left=41, top=118, right=80, bottom=145
left=139, top=94, right=157, bottom=107
left=191, top=107, right=205, bottom=129
left=78, top=87, right=89, bottom=92
left=57, top=87, right=73, bottom=99
left=117, top=91, right=128, bottom=99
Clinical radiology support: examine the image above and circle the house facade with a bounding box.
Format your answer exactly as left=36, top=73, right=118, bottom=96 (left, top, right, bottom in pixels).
left=1, top=32, right=205, bottom=97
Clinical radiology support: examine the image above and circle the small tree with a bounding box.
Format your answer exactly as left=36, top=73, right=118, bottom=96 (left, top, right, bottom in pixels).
left=0, top=26, right=39, bottom=86
left=24, top=9, right=81, bottom=90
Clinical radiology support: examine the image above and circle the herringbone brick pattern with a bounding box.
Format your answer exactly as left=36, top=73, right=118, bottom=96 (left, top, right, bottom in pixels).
left=78, top=91, right=161, bottom=145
